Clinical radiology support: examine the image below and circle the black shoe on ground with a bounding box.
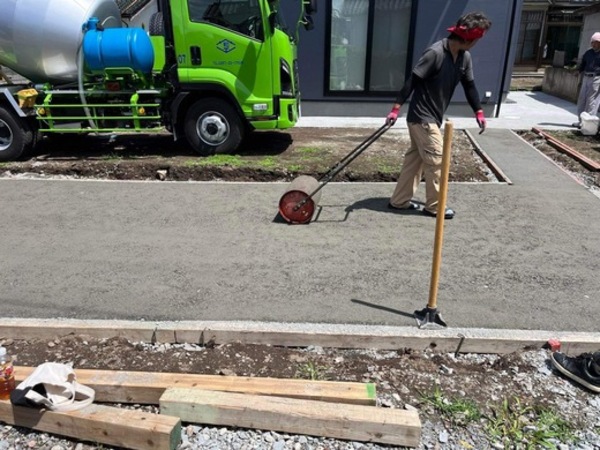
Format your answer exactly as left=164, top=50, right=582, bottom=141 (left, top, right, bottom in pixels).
left=551, top=352, right=600, bottom=393
left=422, top=208, right=455, bottom=219
left=388, top=201, right=420, bottom=211
left=572, top=122, right=582, bottom=129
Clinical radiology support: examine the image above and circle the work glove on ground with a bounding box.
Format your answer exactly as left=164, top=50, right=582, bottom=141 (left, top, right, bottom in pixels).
left=476, top=109, right=486, bottom=134
left=386, top=106, right=400, bottom=125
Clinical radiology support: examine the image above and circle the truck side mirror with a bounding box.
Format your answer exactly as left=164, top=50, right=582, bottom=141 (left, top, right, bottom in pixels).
left=304, top=0, right=317, bottom=15
left=302, top=14, right=314, bottom=31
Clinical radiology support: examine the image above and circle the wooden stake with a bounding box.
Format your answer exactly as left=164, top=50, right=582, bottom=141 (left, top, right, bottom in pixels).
left=427, top=120, right=453, bottom=309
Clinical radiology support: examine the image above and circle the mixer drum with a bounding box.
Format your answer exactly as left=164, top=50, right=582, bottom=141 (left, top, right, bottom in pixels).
left=0, top=0, right=122, bottom=84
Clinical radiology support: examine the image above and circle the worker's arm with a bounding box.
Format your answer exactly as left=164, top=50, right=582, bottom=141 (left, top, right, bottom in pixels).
left=461, top=78, right=486, bottom=133
left=386, top=75, right=417, bottom=125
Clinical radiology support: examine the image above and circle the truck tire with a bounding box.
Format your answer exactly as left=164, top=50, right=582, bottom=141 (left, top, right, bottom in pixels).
left=0, top=106, right=33, bottom=161
left=149, top=12, right=164, bottom=36
left=184, top=98, right=244, bottom=156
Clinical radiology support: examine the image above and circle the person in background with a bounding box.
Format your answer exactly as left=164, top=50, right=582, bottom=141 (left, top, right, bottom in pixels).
left=385, top=12, right=492, bottom=220
left=573, top=32, right=600, bottom=128
left=551, top=351, right=600, bottom=393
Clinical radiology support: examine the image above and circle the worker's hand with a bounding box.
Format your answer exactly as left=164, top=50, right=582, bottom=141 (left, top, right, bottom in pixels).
left=386, top=106, right=400, bottom=126
left=475, top=109, right=486, bottom=134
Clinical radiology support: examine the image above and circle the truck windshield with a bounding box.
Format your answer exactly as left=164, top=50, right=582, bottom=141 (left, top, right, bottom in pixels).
left=188, top=0, right=264, bottom=40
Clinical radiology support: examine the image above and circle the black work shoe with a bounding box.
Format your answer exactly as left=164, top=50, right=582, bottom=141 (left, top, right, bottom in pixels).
left=388, top=201, right=420, bottom=211
left=422, top=208, right=455, bottom=219
left=551, top=352, right=600, bottom=393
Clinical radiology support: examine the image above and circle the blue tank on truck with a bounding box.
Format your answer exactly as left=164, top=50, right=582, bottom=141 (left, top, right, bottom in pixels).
left=82, top=17, right=154, bottom=74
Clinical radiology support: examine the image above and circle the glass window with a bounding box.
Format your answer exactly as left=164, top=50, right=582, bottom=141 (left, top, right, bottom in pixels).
left=369, top=0, right=411, bottom=91
left=330, top=0, right=368, bottom=91
left=188, top=0, right=264, bottom=40
left=515, top=10, right=544, bottom=64
left=328, top=0, right=412, bottom=94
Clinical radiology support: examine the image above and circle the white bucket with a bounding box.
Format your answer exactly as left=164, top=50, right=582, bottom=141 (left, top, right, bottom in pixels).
left=580, top=112, right=599, bottom=135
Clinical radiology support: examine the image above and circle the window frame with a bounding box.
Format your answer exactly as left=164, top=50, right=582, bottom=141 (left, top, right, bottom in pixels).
left=323, top=0, right=416, bottom=97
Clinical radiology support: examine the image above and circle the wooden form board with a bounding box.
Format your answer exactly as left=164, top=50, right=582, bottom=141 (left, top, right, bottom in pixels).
left=0, top=400, right=181, bottom=450
left=14, top=366, right=376, bottom=406
left=2, top=319, right=600, bottom=354
left=160, top=387, right=421, bottom=448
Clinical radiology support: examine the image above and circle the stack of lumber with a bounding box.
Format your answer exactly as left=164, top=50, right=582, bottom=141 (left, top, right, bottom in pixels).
left=7, top=366, right=421, bottom=449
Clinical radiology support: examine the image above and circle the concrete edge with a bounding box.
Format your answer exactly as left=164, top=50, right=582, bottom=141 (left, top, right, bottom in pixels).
left=1, top=318, right=599, bottom=355
left=464, top=129, right=513, bottom=185
left=510, top=129, right=588, bottom=187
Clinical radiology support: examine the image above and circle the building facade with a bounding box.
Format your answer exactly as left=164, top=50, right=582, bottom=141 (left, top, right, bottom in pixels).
left=514, top=0, right=600, bottom=70
left=288, top=0, right=523, bottom=117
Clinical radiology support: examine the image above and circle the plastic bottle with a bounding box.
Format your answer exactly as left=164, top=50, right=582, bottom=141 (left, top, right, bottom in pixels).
left=0, top=346, right=15, bottom=400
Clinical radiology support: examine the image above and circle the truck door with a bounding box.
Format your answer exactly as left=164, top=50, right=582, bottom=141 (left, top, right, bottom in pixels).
left=174, top=0, right=274, bottom=115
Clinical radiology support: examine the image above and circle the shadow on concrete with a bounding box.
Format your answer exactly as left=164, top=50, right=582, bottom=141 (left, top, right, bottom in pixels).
left=351, top=298, right=415, bottom=319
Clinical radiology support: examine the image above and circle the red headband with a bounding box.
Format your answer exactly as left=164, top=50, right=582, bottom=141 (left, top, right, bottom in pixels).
left=447, top=25, right=485, bottom=41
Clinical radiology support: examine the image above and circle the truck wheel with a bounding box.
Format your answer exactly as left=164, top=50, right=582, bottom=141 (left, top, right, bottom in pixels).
left=184, top=98, right=244, bottom=156
left=0, top=106, right=32, bottom=161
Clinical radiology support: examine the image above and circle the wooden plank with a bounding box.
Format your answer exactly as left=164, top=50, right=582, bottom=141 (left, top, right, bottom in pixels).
left=0, top=400, right=181, bottom=450
left=160, top=387, right=421, bottom=448
left=14, top=366, right=376, bottom=406
left=3, top=318, right=600, bottom=354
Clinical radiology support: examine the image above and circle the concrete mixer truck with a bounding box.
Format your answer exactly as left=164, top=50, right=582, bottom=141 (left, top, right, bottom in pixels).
left=0, top=0, right=316, bottom=161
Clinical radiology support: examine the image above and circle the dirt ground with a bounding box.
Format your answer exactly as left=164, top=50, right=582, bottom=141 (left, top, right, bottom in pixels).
left=0, top=335, right=590, bottom=426
left=0, top=128, right=491, bottom=183
left=3, top=126, right=600, bottom=192
left=518, top=130, right=600, bottom=190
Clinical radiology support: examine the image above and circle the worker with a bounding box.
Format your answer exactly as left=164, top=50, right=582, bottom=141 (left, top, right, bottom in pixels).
left=573, top=32, right=600, bottom=128
left=385, top=12, right=492, bottom=219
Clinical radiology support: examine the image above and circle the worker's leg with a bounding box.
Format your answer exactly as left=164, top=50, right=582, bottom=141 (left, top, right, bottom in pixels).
left=577, top=76, right=593, bottom=118
left=389, top=123, right=424, bottom=208
left=588, top=76, right=600, bottom=115
left=414, top=123, right=443, bottom=214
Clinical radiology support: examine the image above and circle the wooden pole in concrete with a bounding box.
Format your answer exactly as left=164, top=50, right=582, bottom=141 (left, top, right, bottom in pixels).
left=414, top=120, right=453, bottom=329
left=427, top=120, right=453, bottom=309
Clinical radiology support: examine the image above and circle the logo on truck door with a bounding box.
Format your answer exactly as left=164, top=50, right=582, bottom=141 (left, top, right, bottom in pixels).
left=216, top=39, right=236, bottom=54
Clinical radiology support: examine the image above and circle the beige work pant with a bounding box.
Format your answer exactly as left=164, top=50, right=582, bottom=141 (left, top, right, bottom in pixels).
left=577, top=74, right=600, bottom=118
left=390, top=122, right=443, bottom=213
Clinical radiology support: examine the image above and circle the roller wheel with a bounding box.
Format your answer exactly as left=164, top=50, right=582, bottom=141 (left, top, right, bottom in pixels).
left=0, top=106, right=33, bottom=161
left=184, top=98, right=244, bottom=156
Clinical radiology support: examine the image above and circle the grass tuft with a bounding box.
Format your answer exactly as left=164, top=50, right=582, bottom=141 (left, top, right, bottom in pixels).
left=294, top=361, right=329, bottom=380
left=185, top=154, right=244, bottom=167
left=420, top=385, right=481, bottom=426
left=485, top=397, right=578, bottom=449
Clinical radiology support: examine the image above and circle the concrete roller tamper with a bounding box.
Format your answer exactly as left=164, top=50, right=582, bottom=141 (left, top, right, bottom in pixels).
left=278, top=123, right=392, bottom=224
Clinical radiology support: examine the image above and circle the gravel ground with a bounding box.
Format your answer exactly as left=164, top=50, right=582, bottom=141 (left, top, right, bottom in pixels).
left=1, top=338, right=599, bottom=450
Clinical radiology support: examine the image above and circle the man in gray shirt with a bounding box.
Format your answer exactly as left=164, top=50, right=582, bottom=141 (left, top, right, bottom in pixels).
left=386, top=12, right=492, bottom=219
left=573, top=32, right=600, bottom=128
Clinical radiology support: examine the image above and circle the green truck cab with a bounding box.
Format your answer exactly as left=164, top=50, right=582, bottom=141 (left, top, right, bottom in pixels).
left=0, top=0, right=316, bottom=160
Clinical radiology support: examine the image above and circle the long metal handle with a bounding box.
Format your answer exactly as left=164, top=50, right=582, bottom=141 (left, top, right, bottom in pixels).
left=293, top=123, right=391, bottom=211
left=317, top=123, right=391, bottom=184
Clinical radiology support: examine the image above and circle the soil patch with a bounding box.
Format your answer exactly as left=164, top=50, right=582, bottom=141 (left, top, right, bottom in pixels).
left=518, top=130, right=600, bottom=190
left=2, top=335, right=598, bottom=449
left=1, top=128, right=492, bottom=183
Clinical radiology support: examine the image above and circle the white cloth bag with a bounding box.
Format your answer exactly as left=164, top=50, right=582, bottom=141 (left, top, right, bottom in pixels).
left=12, top=362, right=95, bottom=411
